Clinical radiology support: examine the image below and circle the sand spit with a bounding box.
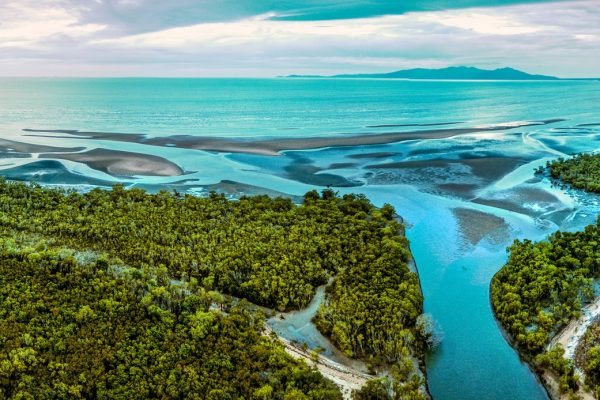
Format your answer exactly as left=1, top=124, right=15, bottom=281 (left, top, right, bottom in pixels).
left=23, top=120, right=562, bottom=156
left=365, top=121, right=462, bottom=128
left=347, top=152, right=397, bottom=159
left=0, top=160, right=115, bottom=186
left=0, top=138, right=85, bottom=154
left=40, top=148, right=184, bottom=177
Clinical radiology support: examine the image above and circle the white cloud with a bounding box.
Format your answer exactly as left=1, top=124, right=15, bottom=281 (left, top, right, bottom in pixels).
left=574, top=34, right=599, bottom=41
left=0, top=0, right=599, bottom=77
left=92, top=13, right=397, bottom=49
left=0, top=1, right=105, bottom=48
left=417, top=12, right=545, bottom=35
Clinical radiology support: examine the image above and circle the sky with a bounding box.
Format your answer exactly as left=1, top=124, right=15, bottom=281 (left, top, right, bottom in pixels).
left=0, top=0, right=598, bottom=77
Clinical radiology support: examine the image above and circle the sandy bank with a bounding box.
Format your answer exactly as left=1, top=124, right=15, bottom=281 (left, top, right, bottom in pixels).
left=0, top=138, right=84, bottom=154
left=24, top=120, right=561, bottom=156
left=264, top=325, right=372, bottom=400
left=541, top=298, right=600, bottom=400
left=40, top=148, right=184, bottom=177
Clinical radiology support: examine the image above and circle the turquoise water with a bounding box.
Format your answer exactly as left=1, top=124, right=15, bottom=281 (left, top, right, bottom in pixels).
left=2, top=78, right=600, bottom=399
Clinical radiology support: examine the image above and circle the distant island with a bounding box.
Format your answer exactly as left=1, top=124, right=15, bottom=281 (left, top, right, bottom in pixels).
left=286, top=66, right=561, bottom=80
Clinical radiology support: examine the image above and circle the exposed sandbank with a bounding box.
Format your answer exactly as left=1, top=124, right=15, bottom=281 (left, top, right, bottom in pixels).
left=368, top=156, right=529, bottom=181
left=0, top=138, right=84, bottom=153
left=0, top=160, right=115, bottom=186
left=40, top=148, right=184, bottom=177
left=347, top=152, right=397, bottom=159
left=435, top=183, right=479, bottom=198
left=367, top=156, right=531, bottom=193
left=473, top=187, right=564, bottom=217
left=23, top=120, right=562, bottom=156
left=365, top=121, right=462, bottom=128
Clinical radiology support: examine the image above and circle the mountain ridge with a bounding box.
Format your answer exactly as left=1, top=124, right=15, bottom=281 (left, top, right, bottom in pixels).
left=285, top=66, right=562, bottom=80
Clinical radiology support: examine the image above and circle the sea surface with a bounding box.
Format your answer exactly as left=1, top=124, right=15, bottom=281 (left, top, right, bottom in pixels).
left=2, top=77, right=600, bottom=400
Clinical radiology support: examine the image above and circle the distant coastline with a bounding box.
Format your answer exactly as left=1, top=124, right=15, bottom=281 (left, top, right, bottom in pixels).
left=284, top=66, right=599, bottom=81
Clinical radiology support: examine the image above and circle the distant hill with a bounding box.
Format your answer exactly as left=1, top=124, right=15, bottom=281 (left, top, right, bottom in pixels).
left=286, top=66, right=561, bottom=80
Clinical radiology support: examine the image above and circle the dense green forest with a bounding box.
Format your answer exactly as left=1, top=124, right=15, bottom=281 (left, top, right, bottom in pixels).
left=313, top=205, right=425, bottom=375
left=0, top=238, right=341, bottom=399
left=0, top=179, right=426, bottom=398
left=544, top=153, right=600, bottom=193
left=491, top=225, right=598, bottom=353
left=491, top=218, right=600, bottom=394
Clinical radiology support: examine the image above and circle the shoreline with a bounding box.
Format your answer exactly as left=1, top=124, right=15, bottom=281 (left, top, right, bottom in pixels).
left=398, top=213, right=432, bottom=399
left=488, top=275, right=554, bottom=400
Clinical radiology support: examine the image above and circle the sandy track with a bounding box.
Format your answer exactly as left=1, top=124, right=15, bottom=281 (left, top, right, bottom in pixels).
left=264, top=326, right=372, bottom=399
left=544, top=297, right=600, bottom=400
left=550, top=298, right=600, bottom=360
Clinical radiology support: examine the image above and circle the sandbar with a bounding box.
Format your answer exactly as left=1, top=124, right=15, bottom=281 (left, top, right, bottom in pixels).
left=40, top=148, right=184, bottom=177
left=23, top=120, right=561, bottom=157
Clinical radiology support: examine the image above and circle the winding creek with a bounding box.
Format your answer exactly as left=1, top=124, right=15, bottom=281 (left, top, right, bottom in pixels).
left=2, top=78, right=600, bottom=399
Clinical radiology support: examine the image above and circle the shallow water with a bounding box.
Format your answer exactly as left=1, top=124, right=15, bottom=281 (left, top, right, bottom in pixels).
left=2, top=78, right=600, bottom=399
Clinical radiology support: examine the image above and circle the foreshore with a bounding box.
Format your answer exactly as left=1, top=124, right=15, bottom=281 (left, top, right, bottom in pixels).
left=23, top=120, right=561, bottom=157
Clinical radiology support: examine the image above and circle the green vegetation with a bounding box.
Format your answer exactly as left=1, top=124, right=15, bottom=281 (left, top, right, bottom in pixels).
left=575, top=322, right=600, bottom=397
left=544, top=153, right=600, bottom=193
left=355, top=366, right=426, bottom=400
left=313, top=205, right=425, bottom=367
left=0, top=238, right=341, bottom=399
left=491, top=217, right=600, bottom=396
left=491, top=226, right=599, bottom=354
left=491, top=224, right=598, bottom=354
left=0, top=179, right=426, bottom=398
left=535, top=345, right=579, bottom=394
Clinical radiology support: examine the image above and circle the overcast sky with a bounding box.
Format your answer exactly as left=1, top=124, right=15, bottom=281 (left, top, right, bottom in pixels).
left=0, top=0, right=598, bottom=77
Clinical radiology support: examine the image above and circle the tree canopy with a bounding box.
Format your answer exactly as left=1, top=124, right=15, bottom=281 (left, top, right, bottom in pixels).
left=491, top=222, right=599, bottom=354
left=0, top=239, right=341, bottom=399
left=544, top=153, right=600, bottom=193
left=0, top=179, right=426, bottom=398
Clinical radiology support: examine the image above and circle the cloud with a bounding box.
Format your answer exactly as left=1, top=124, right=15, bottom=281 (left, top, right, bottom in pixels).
left=9, top=0, right=572, bottom=37
left=92, top=13, right=399, bottom=49
left=0, top=0, right=598, bottom=77
left=417, top=12, right=545, bottom=35
left=0, top=1, right=105, bottom=49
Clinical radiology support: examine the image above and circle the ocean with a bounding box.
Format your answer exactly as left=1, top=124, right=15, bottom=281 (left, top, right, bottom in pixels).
left=2, top=77, right=600, bottom=400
